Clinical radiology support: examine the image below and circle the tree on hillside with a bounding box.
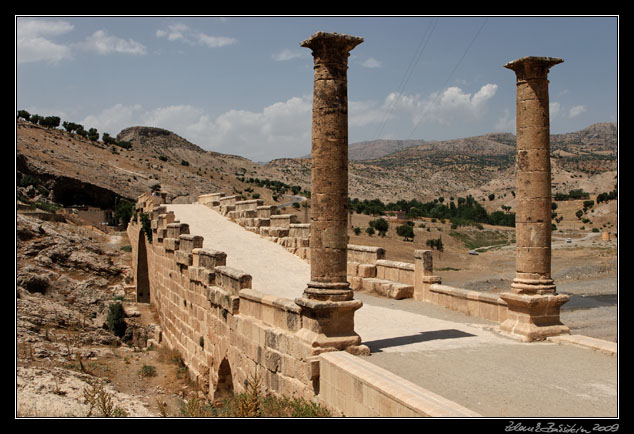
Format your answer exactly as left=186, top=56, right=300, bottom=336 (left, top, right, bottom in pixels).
left=17, top=110, right=30, bottom=121
left=88, top=128, right=99, bottom=141
left=40, top=116, right=61, bottom=129
left=369, top=217, right=389, bottom=237
left=396, top=223, right=415, bottom=241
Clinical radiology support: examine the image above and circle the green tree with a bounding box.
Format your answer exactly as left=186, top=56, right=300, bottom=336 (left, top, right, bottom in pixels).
left=30, top=114, right=43, bottom=125
left=114, top=199, right=135, bottom=228
left=106, top=302, right=127, bottom=337
left=17, top=110, right=31, bottom=121
left=396, top=223, right=415, bottom=241
left=41, top=116, right=61, bottom=129
left=369, top=218, right=389, bottom=237
left=88, top=128, right=99, bottom=141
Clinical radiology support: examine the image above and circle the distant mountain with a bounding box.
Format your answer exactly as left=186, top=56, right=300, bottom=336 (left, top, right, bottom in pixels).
left=117, top=126, right=205, bottom=153
left=348, top=139, right=425, bottom=161
left=17, top=118, right=617, bottom=214
left=271, top=123, right=617, bottom=203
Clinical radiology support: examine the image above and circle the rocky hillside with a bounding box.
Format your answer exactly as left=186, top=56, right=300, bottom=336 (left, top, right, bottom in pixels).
left=266, top=123, right=617, bottom=205
left=16, top=121, right=285, bottom=208
left=16, top=118, right=617, bottom=221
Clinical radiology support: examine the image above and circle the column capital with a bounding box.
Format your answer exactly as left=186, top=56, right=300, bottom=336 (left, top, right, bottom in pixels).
left=300, top=32, right=364, bottom=56
left=504, top=56, right=563, bottom=80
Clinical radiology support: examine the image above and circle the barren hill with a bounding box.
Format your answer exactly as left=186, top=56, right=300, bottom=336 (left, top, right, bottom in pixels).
left=16, top=121, right=281, bottom=207
left=16, top=118, right=617, bottom=230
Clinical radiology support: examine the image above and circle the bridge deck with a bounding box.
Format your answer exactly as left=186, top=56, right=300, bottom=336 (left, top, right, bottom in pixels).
left=165, top=204, right=618, bottom=418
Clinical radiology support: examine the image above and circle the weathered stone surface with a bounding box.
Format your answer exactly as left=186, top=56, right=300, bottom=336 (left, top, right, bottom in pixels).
left=501, top=56, right=568, bottom=341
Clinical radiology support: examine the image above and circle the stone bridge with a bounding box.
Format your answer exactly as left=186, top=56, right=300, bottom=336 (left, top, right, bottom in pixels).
left=126, top=34, right=617, bottom=417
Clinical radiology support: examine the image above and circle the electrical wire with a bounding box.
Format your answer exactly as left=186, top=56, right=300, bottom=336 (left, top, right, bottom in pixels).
left=406, top=17, right=489, bottom=140
left=372, top=17, right=438, bottom=141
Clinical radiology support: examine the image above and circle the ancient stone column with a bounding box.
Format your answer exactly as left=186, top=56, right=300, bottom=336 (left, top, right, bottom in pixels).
left=295, top=32, right=367, bottom=355
left=500, top=56, right=570, bottom=341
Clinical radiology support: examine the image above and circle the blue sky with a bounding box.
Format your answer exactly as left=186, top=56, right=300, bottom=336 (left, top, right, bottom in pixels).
left=16, top=15, right=618, bottom=162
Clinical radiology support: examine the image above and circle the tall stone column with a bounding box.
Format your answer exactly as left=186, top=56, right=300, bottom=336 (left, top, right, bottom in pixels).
left=295, top=32, right=368, bottom=355
left=500, top=56, right=570, bottom=341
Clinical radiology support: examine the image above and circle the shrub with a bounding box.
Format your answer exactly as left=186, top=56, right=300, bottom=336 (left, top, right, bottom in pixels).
left=140, top=212, right=153, bottom=243
left=83, top=383, right=128, bottom=417
left=114, top=199, right=135, bottom=228
left=106, top=302, right=126, bottom=338
left=369, top=217, right=389, bottom=236
left=396, top=223, right=415, bottom=241
left=138, top=364, right=157, bottom=378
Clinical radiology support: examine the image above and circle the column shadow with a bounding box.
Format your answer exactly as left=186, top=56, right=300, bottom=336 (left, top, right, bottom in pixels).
left=364, top=329, right=476, bottom=353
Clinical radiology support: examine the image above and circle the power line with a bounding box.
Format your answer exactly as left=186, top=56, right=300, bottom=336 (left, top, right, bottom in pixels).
left=372, top=17, right=438, bottom=141
left=406, top=17, right=489, bottom=140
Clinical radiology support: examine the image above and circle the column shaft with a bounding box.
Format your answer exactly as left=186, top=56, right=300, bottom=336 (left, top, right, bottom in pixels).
left=500, top=56, right=569, bottom=342
left=505, top=56, right=562, bottom=293
left=294, top=32, right=368, bottom=356
left=301, top=32, right=363, bottom=301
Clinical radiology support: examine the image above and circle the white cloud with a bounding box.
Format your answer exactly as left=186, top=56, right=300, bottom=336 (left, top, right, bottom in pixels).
left=16, top=19, right=73, bottom=64
left=349, top=100, right=391, bottom=127
left=550, top=102, right=587, bottom=119
left=386, top=83, right=498, bottom=126
left=197, top=34, right=236, bottom=48
left=80, top=104, right=144, bottom=135
left=76, top=30, right=147, bottom=55
left=272, top=49, right=306, bottom=61
left=156, top=23, right=236, bottom=48
left=155, top=23, right=189, bottom=42
left=203, top=96, right=312, bottom=160
left=568, top=105, right=587, bottom=118
left=360, top=57, right=382, bottom=68
left=494, top=108, right=515, bottom=132
left=79, top=97, right=312, bottom=162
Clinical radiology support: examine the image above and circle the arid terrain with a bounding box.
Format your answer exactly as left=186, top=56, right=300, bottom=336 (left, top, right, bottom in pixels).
left=16, top=118, right=617, bottom=417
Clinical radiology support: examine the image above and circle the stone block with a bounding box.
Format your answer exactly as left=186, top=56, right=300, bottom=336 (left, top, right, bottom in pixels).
left=195, top=248, right=227, bottom=270
left=347, top=261, right=359, bottom=277
left=166, top=222, right=189, bottom=239
left=163, top=237, right=179, bottom=251
left=179, top=234, right=204, bottom=253
left=358, top=264, right=376, bottom=278
left=215, top=266, right=252, bottom=294
left=175, top=250, right=193, bottom=266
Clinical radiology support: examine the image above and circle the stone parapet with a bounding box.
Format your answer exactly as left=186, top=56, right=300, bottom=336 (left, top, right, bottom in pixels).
left=318, top=351, right=481, bottom=417
left=347, top=244, right=385, bottom=265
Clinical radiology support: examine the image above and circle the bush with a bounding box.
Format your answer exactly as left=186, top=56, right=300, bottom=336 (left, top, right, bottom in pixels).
left=396, top=223, right=415, bottom=241
left=114, top=199, right=135, bottom=228
left=369, top=218, right=389, bottom=236
left=138, top=364, right=157, bottom=377
left=140, top=212, right=153, bottom=243
left=106, top=302, right=127, bottom=337
left=426, top=237, right=444, bottom=251
left=192, top=371, right=331, bottom=418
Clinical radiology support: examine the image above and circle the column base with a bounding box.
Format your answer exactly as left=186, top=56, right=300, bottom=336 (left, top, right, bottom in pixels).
left=295, top=294, right=369, bottom=355
left=511, top=276, right=557, bottom=295
left=499, top=291, right=570, bottom=342
left=303, top=281, right=354, bottom=301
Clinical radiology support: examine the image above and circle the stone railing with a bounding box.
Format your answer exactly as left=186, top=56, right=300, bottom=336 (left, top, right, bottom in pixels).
left=128, top=198, right=319, bottom=401
left=128, top=192, right=485, bottom=416
left=197, top=193, right=509, bottom=322
left=199, top=194, right=310, bottom=261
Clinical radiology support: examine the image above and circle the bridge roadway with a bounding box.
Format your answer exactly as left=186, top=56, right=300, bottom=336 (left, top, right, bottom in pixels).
left=166, top=203, right=618, bottom=418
